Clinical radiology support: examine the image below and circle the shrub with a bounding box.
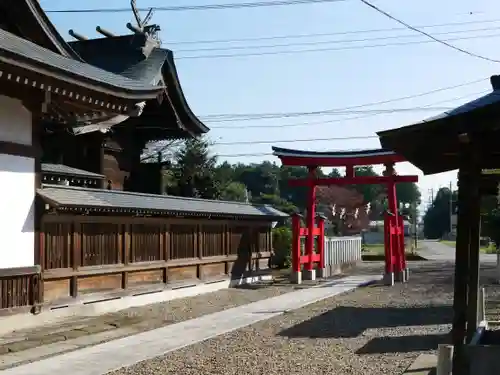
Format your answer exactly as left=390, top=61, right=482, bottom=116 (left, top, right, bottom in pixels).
left=270, top=226, right=293, bottom=269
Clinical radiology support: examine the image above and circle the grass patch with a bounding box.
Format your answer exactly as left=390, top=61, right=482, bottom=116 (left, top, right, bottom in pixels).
left=440, top=240, right=497, bottom=254
left=362, top=243, right=425, bottom=261
left=362, top=244, right=385, bottom=255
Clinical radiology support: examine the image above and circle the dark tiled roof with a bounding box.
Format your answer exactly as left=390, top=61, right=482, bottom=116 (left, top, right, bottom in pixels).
left=41, top=164, right=105, bottom=179
left=377, top=76, right=500, bottom=174
left=68, top=35, right=163, bottom=83
left=2, top=0, right=82, bottom=60
left=272, top=146, right=396, bottom=158
left=37, top=185, right=289, bottom=219
left=68, top=36, right=209, bottom=134
left=0, top=28, right=163, bottom=95
left=379, top=77, right=500, bottom=140
left=420, top=90, right=500, bottom=124
left=163, top=50, right=209, bottom=134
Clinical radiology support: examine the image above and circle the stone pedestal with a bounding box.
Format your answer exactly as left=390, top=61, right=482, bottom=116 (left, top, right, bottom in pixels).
left=383, top=272, right=395, bottom=286
left=290, top=271, right=302, bottom=284
left=316, top=268, right=326, bottom=279
left=395, top=270, right=406, bottom=283
left=303, top=269, right=316, bottom=281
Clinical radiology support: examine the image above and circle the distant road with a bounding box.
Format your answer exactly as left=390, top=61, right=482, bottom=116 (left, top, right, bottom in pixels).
left=419, top=240, right=497, bottom=263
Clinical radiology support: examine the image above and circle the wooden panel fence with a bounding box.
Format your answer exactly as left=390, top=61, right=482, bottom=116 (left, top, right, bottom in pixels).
left=40, top=215, right=273, bottom=305
left=0, top=266, right=41, bottom=316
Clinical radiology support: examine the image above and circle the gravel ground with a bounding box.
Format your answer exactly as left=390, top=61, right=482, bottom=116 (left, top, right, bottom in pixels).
left=0, top=270, right=358, bottom=357
left=110, top=261, right=500, bottom=375
left=103, top=282, right=307, bottom=327
left=102, top=269, right=359, bottom=328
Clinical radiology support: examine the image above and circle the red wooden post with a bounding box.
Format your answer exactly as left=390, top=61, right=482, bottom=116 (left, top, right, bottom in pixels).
left=291, top=213, right=302, bottom=275
left=399, top=215, right=407, bottom=280
left=316, top=214, right=326, bottom=272
left=383, top=212, right=393, bottom=280
left=304, top=166, right=317, bottom=280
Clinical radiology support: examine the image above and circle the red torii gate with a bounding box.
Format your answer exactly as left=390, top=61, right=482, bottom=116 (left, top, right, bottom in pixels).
left=272, top=146, right=418, bottom=285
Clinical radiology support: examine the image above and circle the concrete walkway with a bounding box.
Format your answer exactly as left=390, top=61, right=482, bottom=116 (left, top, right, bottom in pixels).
left=419, top=240, right=497, bottom=263
left=0, top=275, right=375, bottom=375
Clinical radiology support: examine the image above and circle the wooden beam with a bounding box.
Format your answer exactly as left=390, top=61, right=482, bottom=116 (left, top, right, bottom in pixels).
left=288, top=175, right=418, bottom=187
left=275, top=151, right=406, bottom=167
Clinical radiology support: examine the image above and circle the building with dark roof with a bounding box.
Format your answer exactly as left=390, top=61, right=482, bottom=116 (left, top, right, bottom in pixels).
left=0, top=1, right=287, bottom=316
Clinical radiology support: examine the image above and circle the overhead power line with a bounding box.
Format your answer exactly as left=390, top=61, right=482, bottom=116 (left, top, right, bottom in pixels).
left=217, top=135, right=378, bottom=145
left=211, top=89, right=488, bottom=151
left=45, top=0, right=346, bottom=13
left=210, top=88, right=489, bottom=130
left=175, top=25, right=500, bottom=53
left=360, top=0, right=500, bottom=63
left=201, top=107, right=453, bottom=123
left=167, top=18, right=500, bottom=45
left=176, top=32, right=500, bottom=59
left=201, top=77, right=487, bottom=124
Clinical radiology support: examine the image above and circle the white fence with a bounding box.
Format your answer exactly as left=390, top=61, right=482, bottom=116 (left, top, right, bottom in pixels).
left=322, top=236, right=362, bottom=277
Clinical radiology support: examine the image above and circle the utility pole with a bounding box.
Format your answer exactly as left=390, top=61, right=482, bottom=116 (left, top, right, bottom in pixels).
left=428, top=188, right=435, bottom=207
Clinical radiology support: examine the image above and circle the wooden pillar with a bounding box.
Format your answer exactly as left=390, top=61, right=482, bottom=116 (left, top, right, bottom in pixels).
left=304, top=166, right=317, bottom=279
left=466, top=154, right=482, bottom=342
left=291, top=214, right=302, bottom=276
left=32, top=113, right=43, bottom=306
left=316, top=214, right=326, bottom=271
left=466, top=191, right=481, bottom=342
left=383, top=212, right=393, bottom=275
left=384, top=163, right=398, bottom=283
left=452, top=136, right=479, bottom=375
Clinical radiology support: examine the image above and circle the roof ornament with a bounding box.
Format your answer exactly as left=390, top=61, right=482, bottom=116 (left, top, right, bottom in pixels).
left=96, top=26, right=116, bottom=38
left=127, top=0, right=160, bottom=39
left=68, top=29, right=88, bottom=41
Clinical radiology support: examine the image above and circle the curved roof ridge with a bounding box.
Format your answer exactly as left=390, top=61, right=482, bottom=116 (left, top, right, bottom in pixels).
left=21, top=0, right=83, bottom=60
left=163, top=49, right=210, bottom=134
left=272, top=146, right=396, bottom=158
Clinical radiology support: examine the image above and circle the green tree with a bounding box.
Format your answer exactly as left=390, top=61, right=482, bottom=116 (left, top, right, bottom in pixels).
left=270, top=226, right=293, bottom=269
left=353, top=166, right=384, bottom=205
left=396, top=182, right=422, bottom=207
left=423, top=187, right=454, bottom=239
left=220, top=181, right=248, bottom=202
left=169, top=137, right=220, bottom=199
left=279, top=166, right=326, bottom=211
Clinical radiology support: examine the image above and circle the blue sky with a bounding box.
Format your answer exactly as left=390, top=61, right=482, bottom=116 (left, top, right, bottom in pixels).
left=41, top=0, right=500, bottom=209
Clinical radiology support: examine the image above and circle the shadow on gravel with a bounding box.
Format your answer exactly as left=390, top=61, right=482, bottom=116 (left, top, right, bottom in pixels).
left=278, top=305, right=453, bottom=339
left=356, top=333, right=449, bottom=354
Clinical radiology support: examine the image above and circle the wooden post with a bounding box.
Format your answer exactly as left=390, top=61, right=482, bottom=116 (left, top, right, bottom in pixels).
left=452, top=140, right=475, bottom=375
left=399, top=215, right=407, bottom=281
left=70, top=222, right=80, bottom=298
left=122, top=223, right=131, bottom=290
left=466, top=154, right=482, bottom=343
left=387, top=180, right=402, bottom=280
left=291, top=213, right=302, bottom=284
left=304, top=166, right=317, bottom=280
left=164, top=222, right=171, bottom=282
left=383, top=212, right=394, bottom=285
left=316, top=214, right=325, bottom=278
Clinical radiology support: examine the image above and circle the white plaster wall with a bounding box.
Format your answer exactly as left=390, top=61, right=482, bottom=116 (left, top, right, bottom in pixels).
left=0, top=96, right=34, bottom=268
